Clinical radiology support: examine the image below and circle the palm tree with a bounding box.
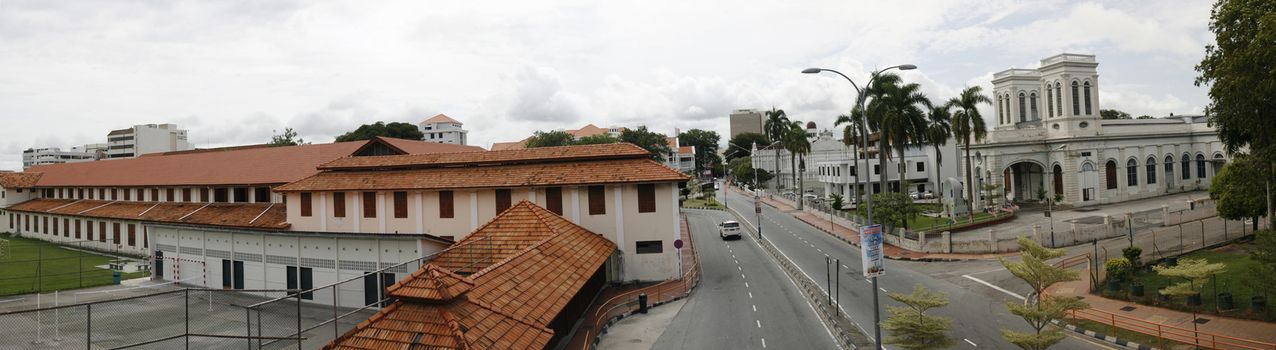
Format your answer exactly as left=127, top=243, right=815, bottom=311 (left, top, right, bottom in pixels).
left=862, top=73, right=903, bottom=195
left=874, top=81, right=931, bottom=194
left=835, top=107, right=866, bottom=204
left=764, top=108, right=790, bottom=190
left=925, top=105, right=952, bottom=202
left=784, top=121, right=812, bottom=209
left=947, top=86, right=992, bottom=220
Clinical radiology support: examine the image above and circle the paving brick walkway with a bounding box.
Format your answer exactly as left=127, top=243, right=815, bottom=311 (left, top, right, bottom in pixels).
left=1048, top=264, right=1276, bottom=348
left=745, top=189, right=1015, bottom=261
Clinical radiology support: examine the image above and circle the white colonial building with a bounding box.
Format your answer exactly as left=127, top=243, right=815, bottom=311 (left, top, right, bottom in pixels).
left=969, top=53, right=1228, bottom=208
left=417, top=114, right=469, bottom=145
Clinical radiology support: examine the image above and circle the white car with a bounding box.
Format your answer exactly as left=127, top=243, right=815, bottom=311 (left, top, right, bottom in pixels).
left=803, top=193, right=819, bottom=200
left=719, top=221, right=742, bottom=240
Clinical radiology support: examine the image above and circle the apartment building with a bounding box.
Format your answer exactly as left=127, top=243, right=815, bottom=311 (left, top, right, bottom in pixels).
left=729, top=109, right=764, bottom=138
left=106, top=123, right=192, bottom=158
left=21, top=145, right=102, bottom=169
left=417, top=114, right=468, bottom=145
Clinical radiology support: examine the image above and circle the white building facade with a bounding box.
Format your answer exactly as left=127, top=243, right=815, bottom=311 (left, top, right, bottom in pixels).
left=969, top=53, right=1228, bottom=208
left=22, top=146, right=100, bottom=169
left=417, top=114, right=468, bottom=145
left=751, top=128, right=959, bottom=200
left=106, top=124, right=191, bottom=158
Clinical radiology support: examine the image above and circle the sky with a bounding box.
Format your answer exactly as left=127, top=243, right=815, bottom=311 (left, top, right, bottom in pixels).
left=0, top=0, right=1218, bottom=171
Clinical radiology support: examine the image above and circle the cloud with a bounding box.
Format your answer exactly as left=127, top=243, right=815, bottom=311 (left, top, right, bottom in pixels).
left=496, top=66, right=587, bottom=123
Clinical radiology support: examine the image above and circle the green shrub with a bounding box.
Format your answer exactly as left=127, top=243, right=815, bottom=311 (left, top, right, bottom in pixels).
left=1105, top=258, right=1133, bottom=281
left=1122, top=246, right=1143, bottom=268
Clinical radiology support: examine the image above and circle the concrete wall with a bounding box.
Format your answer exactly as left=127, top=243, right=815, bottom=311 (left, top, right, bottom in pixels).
left=7, top=212, right=151, bottom=256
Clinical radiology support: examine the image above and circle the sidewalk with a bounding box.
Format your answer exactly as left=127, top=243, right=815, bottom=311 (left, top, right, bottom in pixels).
left=746, top=188, right=1016, bottom=261
left=1048, top=265, right=1276, bottom=347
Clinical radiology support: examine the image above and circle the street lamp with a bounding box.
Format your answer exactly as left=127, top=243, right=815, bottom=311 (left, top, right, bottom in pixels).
left=727, top=141, right=777, bottom=239
left=803, top=63, right=915, bottom=350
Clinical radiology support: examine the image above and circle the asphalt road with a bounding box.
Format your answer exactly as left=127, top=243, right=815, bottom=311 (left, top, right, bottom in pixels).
left=653, top=209, right=840, bottom=350
left=720, top=189, right=1108, bottom=350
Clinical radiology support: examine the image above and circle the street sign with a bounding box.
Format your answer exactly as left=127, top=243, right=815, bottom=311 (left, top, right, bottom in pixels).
left=861, top=224, right=885, bottom=278
left=674, top=239, right=684, bottom=249
left=754, top=200, right=762, bottom=214
left=1044, top=210, right=1052, bottom=218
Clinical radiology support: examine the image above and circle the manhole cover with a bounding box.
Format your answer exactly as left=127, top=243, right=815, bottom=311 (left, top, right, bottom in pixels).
left=1194, top=318, right=1211, bottom=324
left=1120, top=306, right=1137, bottom=312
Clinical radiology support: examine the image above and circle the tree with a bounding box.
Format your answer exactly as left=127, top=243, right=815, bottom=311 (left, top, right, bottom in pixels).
left=526, top=130, right=576, bottom=148
left=948, top=86, right=992, bottom=219
left=573, top=133, right=619, bottom=145
left=882, top=285, right=955, bottom=350
left=1196, top=0, right=1276, bottom=226
left=830, top=193, right=845, bottom=211
left=1099, top=109, right=1132, bottom=120
left=620, top=126, right=672, bottom=162
left=680, top=129, right=722, bottom=177
left=863, top=73, right=905, bottom=194
left=784, top=121, right=811, bottom=208
left=1211, top=153, right=1271, bottom=228
left=1155, top=258, right=1226, bottom=303
left=335, top=122, right=424, bottom=142
left=835, top=107, right=867, bottom=202
left=729, top=156, right=773, bottom=188
left=1136, top=115, right=1155, bottom=119
left=925, top=105, right=952, bottom=199
left=764, top=108, right=791, bottom=189
left=1248, top=230, right=1276, bottom=297
left=871, top=192, right=917, bottom=231
left=268, top=128, right=307, bottom=147
left=873, top=80, right=931, bottom=194
left=999, top=236, right=1086, bottom=350
left=725, top=132, right=770, bottom=162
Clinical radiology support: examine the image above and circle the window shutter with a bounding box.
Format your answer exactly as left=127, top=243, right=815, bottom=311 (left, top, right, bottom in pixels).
left=588, top=185, right=606, bottom=215
left=394, top=191, right=408, bottom=218
left=495, top=189, right=512, bottom=213
left=300, top=193, right=312, bottom=217
left=637, top=184, right=656, bottom=213
left=333, top=192, right=346, bottom=218
left=439, top=191, right=454, bottom=218
left=546, top=187, right=563, bottom=215
left=363, top=192, right=377, bottom=218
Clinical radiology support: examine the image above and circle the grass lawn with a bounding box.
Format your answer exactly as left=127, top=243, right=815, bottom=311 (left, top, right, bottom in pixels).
left=1102, top=245, right=1274, bottom=321
left=1067, top=318, right=1188, bottom=349
left=848, top=205, right=997, bottom=232
left=0, top=235, right=150, bottom=296
left=681, top=198, right=725, bottom=209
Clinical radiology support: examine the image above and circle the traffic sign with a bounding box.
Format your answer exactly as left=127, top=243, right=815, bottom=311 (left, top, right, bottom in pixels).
left=754, top=200, right=762, bottom=214
left=674, top=239, right=684, bottom=249
left=861, top=224, right=885, bottom=278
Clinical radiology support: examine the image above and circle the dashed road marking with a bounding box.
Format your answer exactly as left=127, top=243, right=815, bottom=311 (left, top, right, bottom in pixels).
left=752, top=304, right=757, bottom=312
left=879, top=288, right=888, bottom=293
left=756, top=319, right=762, bottom=328
left=962, top=274, right=1026, bottom=301
left=762, top=338, right=767, bottom=348
left=964, top=338, right=977, bottom=346
left=748, top=292, right=754, bottom=299
left=745, top=282, right=749, bottom=288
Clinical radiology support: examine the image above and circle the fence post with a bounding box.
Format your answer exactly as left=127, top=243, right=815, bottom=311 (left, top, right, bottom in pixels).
left=185, top=289, right=190, bottom=350
left=1110, top=313, right=1116, bottom=338
left=85, top=303, right=92, bottom=350
left=296, top=292, right=303, bottom=350
left=333, top=287, right=339, bottom=342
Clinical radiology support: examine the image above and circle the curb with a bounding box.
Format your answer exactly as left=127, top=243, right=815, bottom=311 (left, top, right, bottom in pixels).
left=1051, top=319, right=1155, bottom=350
left=680, top=206, right=726, bottom=211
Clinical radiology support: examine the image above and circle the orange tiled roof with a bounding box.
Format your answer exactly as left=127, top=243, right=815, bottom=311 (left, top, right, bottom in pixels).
left=422, top=114, right=462, bottom=124
left=6, top=199, right=289, bottom=230
left=0, top=172, right=41, bottom=188
left=317, top=143, right=650, bottom=170
left=327, top=201, right=615, bottom=350
left=277, top=158, right=688, bottom=192
left=678, top=146, right=695, bottom=154
left=376, top=136, right=482, bottom=154
left=489, top=140, right=528, bottom=151
left=24, top=137, right=478, bottom=187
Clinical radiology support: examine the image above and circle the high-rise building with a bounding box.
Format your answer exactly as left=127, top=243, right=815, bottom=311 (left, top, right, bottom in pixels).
left=729, top=109, right=764, bottom=138
left=106, top=124, right=191, bottom=158
left=417, top=114, right=468, bottom=145
left=22, top=146, right=99, bottom=169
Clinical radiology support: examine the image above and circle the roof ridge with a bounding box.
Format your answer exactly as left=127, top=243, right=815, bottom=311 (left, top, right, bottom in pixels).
left=438, top=307, right=470, bottom=350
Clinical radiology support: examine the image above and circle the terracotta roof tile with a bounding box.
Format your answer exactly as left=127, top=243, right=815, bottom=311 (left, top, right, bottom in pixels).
left=489, top=140, right=528, bottom=151
left=678, top=146, right=695, bottom=154
left=278, top=158, right=688, bottom=192
left=0, top=172, right=41, bottom=188
left=6, top=199, right=289, bottom=230
left=422, top=114, right=462, bottom=124
left=375, top=136, right=482, bottom=154
left=326, top=202, right=614, bottom=350
left=318, top=143, right=651, bottom=170
left=24, top=138, right=479, bottom=187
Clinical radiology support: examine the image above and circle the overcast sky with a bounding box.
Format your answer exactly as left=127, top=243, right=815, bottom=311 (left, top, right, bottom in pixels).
left=0, top=0, right=1216, bottom=171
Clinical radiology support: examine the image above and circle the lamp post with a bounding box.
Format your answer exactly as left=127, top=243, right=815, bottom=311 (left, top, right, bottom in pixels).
left=803, top=64, right=916, bottom=350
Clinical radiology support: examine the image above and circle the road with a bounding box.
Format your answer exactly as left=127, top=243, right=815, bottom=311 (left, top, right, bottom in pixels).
left=653, top=209, right=840, bottom=350
left=720, top=189, right=1108, bottom=350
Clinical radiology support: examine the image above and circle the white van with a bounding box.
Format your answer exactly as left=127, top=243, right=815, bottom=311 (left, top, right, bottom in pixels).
left=719, top=221, right=742, bottom=240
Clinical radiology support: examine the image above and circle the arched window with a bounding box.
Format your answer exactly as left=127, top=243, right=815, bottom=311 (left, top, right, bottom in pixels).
left=1005, top=94, right=1011, bottom=122
left=1181, top=154, right=1191, bottom=180
left=1052, top=164, right=1063, bottom=197
left=1146, top=157, right=1157, bottom=185
left=1018, top=93, right=1026, bottom=122
left=1126, top=159, right=1138, bottom=186
left=1030, top=92, right=1039, bottom=120
left=1213, top=154, right=1226, bottom=174
left=1071, top=81, right=1080, bottom=115
left=1105, top=160, right=1118, bottom=190
left=1046, top=87, right=1054, bottom=118
left=1055, top=83, right=1063, bottom=116
left=1083, top=81, right=1093, bottom=115
left=1196, top=154, right=1206, bottom=178
left=1165, top=155, right=1174, bottom=183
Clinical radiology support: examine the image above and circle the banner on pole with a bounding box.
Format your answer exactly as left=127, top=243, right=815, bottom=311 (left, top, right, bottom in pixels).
left=861, top=224, right=885, bottom=278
